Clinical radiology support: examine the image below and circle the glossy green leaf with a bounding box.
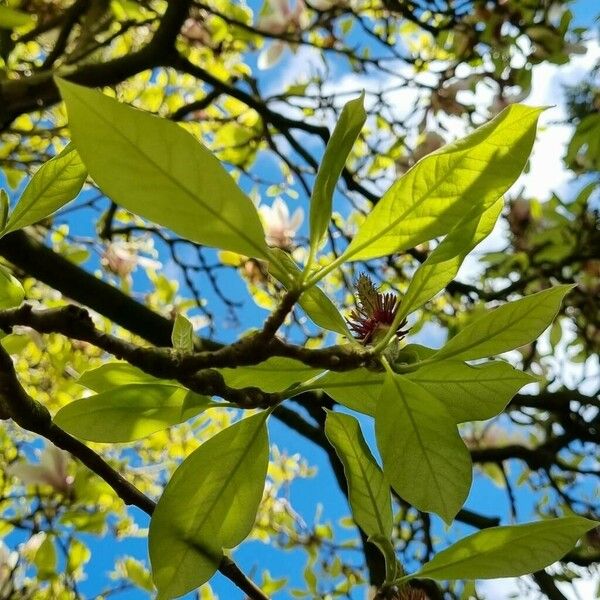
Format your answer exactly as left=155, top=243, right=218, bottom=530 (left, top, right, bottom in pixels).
left=219, top=357, right=321, bottom=393
left=376, top=373, right=472, bottom=523
left=409, top=517, right=598, bottom=582
left=309, top=93, right=366, bottom=253
left=0, top=265, right=25, bottom=309
left=56, top=79, right=269, bottom=259
left=171, top=314, right=194, bottom=353
left=78, top=362, right=167, bottom=392
left=0, top=6, right=34, bottom=29
left=431, top=285, right=574, bottom=362
left=54, top=384, right=210, bottom=442
left=343, top=105, right=543, bottom=261
left=399, top=198, right=503, bottom=320
left=2, top=144, right=87, bottom=236
left=269, top=248, right=349, bottom=335
left=407, top=360, right=537, bottom=423
left=149, top=412, right=269, bottom=598
left=325, top=411, right=393, bottom=538
left=318, top=368, right=383, bottom=415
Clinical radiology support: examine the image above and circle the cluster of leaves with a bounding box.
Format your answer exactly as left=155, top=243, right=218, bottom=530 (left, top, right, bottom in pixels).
left=0, top=1, right=598, bottom=599
left=0, top=74, right=597, bottom=599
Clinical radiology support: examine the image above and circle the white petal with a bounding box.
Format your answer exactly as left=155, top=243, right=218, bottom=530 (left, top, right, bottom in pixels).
left=289, top=207, right=304, bottom=232
left=258, top=41, right=286, bottom=69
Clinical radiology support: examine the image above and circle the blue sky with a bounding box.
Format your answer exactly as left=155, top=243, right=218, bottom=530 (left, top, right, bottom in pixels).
left=2, top=1, right=599, bottom=598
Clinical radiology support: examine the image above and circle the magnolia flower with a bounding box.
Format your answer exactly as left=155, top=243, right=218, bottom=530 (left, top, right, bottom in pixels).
left=347, top=274, right=408, bottom=345
left=7, top=443, right=74, bottom=495
left=256, top=0, right=309, bottom=69
left=180, top=17, right=212, bottom=47
left=0, top=541, right=17, bottom=591
left=259, top=198, right=304, bottom=250
left=102, top=240, right=161, bottom=280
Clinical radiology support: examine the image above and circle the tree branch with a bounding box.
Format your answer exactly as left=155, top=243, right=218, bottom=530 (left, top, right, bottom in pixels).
left=0, top=343, right=269, bottom=600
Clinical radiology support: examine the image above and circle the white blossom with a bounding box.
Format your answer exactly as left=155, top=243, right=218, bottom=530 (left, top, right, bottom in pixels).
left=258, top=197, right=304, bottom=249
left=102, top=240, right=161, bottom=280
left=7, top=443, right=74, bottom=495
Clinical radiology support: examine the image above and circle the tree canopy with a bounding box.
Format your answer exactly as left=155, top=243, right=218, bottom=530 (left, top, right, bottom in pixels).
left=0, top=1, right=598, bottom=599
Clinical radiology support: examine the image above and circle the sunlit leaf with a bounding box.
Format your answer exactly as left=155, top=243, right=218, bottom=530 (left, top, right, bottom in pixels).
left=3, top=144, right=87, bottom=236
left=54, top=384, right=210, bottom=442
left=399, top=198, right=503, bottom=319
left=408, top=517, right=598, bottom=581
left=149, top=412, right=269, bottom=598
left=219, top=357, right=321, bottom=392
left=407, top=360, right=537, bottom=423
left=431, top=285, right=574, bottom=362
left=325, top=411, right=393, bottom=538
left=0, top=265, right=24, bottom=309
left=376, top=373, right=471, bottom=524
left=309, top=93, right=366, bottom=254
left=56, top=79, right=269, bottom=259
left=344, top=105, right=543, bottom=261
left=171, top=314, right=194, bottom=353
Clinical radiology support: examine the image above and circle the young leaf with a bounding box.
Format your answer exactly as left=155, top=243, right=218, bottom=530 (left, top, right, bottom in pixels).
left=431, top=284, right=574, bottom=362
left=343, top=105, right=543, bottom=262
left=318, top=368, right=383, bottom=415
left=2, top=144, right=87, bottom=236
left=407, top=360, right=537, bottom=423
left=324, top=411, right=393, bottom=538
left=269, top=248, right=349, bottom=335
left=56, top=79, right=269, bottom=259
left=409, top=517, right=598, bottom=582
left=78, top=362, right=160, bottom=392
left=219, top=357, right=321, bottom=393
left=171, top=314, right=194, bottom=353
left=375, top=373, right=472, bottom=524
left=53, top=384, right=210, bottom=443
left=309, top=93, right=366, bottom=254
left=398, top=198, right=503, bottom=320
left=149, top=412, right=269, bottom=599
left=0, top=265, right=25, bottom=309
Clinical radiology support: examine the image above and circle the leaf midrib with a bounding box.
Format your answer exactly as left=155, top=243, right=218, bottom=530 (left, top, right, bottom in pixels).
left=69, top=88, right=267, bottom=258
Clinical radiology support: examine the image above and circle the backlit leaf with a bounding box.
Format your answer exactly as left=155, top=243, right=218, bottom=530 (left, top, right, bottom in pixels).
left=149, top=412, right=269, bottom=598
left=56, top=79, right=268, bottom=259
left=344, top=105, right=543, bottom=261
left=376, top=373, right=472, bottom=523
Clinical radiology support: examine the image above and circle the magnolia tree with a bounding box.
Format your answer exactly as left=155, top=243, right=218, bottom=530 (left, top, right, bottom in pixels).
left=0, top=1, right=598, bottom=599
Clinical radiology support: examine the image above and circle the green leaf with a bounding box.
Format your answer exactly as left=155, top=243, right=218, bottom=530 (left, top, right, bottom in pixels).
left=219, top=357, right=321, bottom=393
left=324, top=411, right=393, bottom=538
left=376, top=373, right=472, bottom=524
left=399, top=198, right=503, bottom=320
left=431, top=285, right=574, bottom=362
left=309, top=93, right=366, bottom=254
left=33, top=535, right=57, bottom=580
left=0, top=265, right=24, bottom=309
left=2, top=144, right=87, bottom=236
left=0, top=6, right=34, bottom=29
left=269, top=248, right=349, bottom=335
left=55, top=79, right=269, bottom=259
left=343, top=105, right=543, bottom=261
left=0, top=190, right=9, bottom=230
left=54, top=384, right=210, bottom=442
left=408, top=517, right=598, bottom=582
left=368, top=534, right=398, bottom=584
left=149, top=412, right=270, bottom=598
left=318, top=368, right=383, bottom=415
left=171, top=314, right=194, bottom=353
left=78, top=362, right=167, bottom=392
left=407, top=360, right=537, bottom=423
